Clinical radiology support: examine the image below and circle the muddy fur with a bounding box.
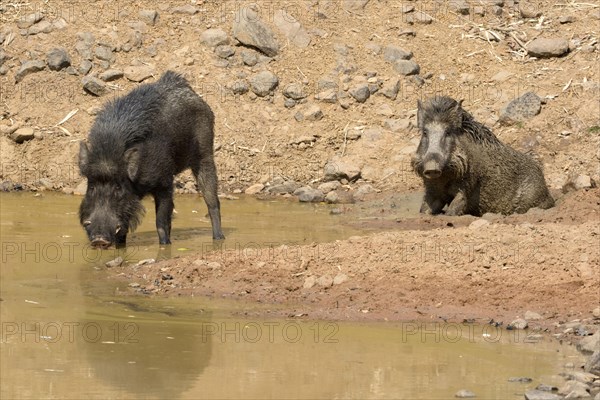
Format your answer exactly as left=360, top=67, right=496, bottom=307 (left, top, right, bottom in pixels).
left=411, top=96, right=555, bottom=216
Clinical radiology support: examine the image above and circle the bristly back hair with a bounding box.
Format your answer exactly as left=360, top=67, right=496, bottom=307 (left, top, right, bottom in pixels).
left=422, top=96, right=502, bottom=147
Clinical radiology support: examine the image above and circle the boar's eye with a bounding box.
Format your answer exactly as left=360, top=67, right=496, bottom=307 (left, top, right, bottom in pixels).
left=422, top=129, right=428, bottom=137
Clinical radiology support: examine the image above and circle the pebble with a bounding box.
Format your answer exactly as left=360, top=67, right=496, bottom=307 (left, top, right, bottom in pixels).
left=171, top=5, right=198, bottom=15
left=349, top=84, right=370, bottom=103
left=99, top=69, right=124, bottom=82
left=233, top=7, right=280, bottom=56
left=507, top=318, right=528, bottom=330
left=249, top=71, right=279, bottom=97
left=383, top=45, right=413, bottom=62
left=323, top=158, right=362, bottom=182
left=333, top=273, right=348, bottom=285
left=469, top=219, right=490, bottom=230
left=82, top=76, right=108, bottom=96
left=11, top=127, right=35, bottom=144
left=293, top=187, right=325, bottom=203
left=94, top=45, right=114, bottom=63
left=139, top=10, right=159, bottom=26
left=215, top=45, right=235, bottom=59
left=524, top=390, right=562, bottom=400
left=455, top=389, right=476, bottom=398
left=393, top=60, right=420, bottom=76
left=303, top=276, right=316, bottom=289
left=200, top=28, right=229, bottom=48
left=316, top=275, right=333, bottom=287
left=283, top=83, right=307, bottom=100
left=524, top=311, right=543, bottom=321
left=46, top=48, right=71, bottom=71
left=508, top=377, right=533, bottom=383
left=295, top=104, right=323, bottom=122
left=230, top=80, right=249, bottom=95
left=15, top=60, right=46, bottom=83
left=105, top=257, right=123, bottom=268
left=124, top=65, right=154, bottom=82
left=244, top=183, right=264, bottom=195
left=527, top=38, right=570, bottom=58
left=499, top=92, right=541, bottom=125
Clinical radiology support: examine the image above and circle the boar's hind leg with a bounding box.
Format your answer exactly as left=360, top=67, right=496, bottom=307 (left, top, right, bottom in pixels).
left=153, top=187, right=174, bottom=244
left=194, top=156, right=225, bottom=240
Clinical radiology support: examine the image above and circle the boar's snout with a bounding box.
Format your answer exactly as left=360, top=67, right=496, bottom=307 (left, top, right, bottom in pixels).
left=91, top=236, right=112, bottom=249
left=423, top=161, right=442, bottom=179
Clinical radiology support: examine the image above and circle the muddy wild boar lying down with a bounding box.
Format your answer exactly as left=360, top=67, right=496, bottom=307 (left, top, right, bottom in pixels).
left=411, top=96, right=554, bottom=216
left=79, top=71, right=224, bottom=248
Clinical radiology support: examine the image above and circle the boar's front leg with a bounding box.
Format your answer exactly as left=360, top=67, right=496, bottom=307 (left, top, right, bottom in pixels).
left=445, top=190, right=467, bottom=216
left=153, top=187, right=174, bottom=245
left=420, top=186, right=446, bottom=215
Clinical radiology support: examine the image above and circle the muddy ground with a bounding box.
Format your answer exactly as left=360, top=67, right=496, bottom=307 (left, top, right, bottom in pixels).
left=1, top=1, right=599, bottom=336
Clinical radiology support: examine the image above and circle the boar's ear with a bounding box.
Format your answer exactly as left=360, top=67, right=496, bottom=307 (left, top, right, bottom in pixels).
left=79, top=141, right=89, bottom=174
left=124, top=147, right=140, bottom=181
left=454, top=99, right=464, bottom=125
left=417, top=99, right=424, bottom=129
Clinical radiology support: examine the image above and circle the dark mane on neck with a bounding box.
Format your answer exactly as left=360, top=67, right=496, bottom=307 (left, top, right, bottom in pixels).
left=460, top=110, right=502, bottom=146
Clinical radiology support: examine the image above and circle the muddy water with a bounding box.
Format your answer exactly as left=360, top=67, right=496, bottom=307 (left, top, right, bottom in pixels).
left=0, top=193, right=582, bottom=399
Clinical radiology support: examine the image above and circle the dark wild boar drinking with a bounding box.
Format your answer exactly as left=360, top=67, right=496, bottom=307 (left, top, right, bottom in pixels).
left=79, top=71, right=224, bottom=248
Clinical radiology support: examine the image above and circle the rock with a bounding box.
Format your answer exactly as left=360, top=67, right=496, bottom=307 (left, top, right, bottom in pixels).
left=353, top=184, right=374, bottom=201
left=105, top=257, right=123, bottom=268
left=562, top=174, right=596, bottom=193
left=524, top=311, right=543, bottom=321
left=15, top=60, right=46, bottom=83
left=333, top=273, right=348, bottom=285
left=413, top=11, right=433, bottom=24
left=267, top=181, right=301, bottom=195
left=349, top=84, right=370, bottom=103
left=10, top=127, right=35, bottom=144
left=325, top=190, right=354, bottom=204
left=315, top=88, right=338, bottom=103
left=536, top=384, right=558, bottom=392
left=215, top=45, right=235, bottom=58
left=585, top=351, right=600, bottom=376
left=317, top=181, right=341, bottom=193
left=139, top=10, right=159, bottom=26
left=79, top=60, right=93, bottom=75
left=455, top=389, right=476, bottom=398
left=520, top=2, right=542, bottom=18
left=94, top=45, right=114, bottom=63
left=17, top=12, right=43, bottom=29
left=273, top=9, right=311, bottom=48
left=527, top=38, right=570, bottom=58
left=577, top=332, right=600, bottom=354
left=249, top=71, right=279, bottom=97
left=200, top=28, right=229, bottom=48
left=230, top=79, right=249, bottom=95
left=303, top=276, right=316, bottom=289
left=99, top=69, right=124, bottom=82
left=46, top=48, right=71, bottom=71
left=241, top=49, right=259, bottom=66
left=324, top=158, right=361, bottom=182
left=558, top=380, right=591, bottom=397
left=393, top=60, right=420, bottom=76
left=245, top=183, right=264, bottom=195
left=379, top=79, right=401, bottom=100
left=289, top=136, right=316, bottom=146
left=509, top=377, right=533, bottom=383
left=283, top=83, right=307, bottom=100
left=565, top=371, right=599, bottom=385
left=499, top=92, right=541, bottom=125
left=508, top=318, right=528, bottom=330
left=451, top=0, right=471, bottom=15
left=82, top=76, right=108, bottom=96
left=342, top=0, right=370, bottom=11
left=525, top=390, right=562, bottom=400
left=469, top=219, right=489, bottom=230
left=384, top=118, right=410, bottom=132
left=294, top=187, right=325, bottom=202
left=124, top=65, right=154, bottom=82
left=295, top=104, right=323, bottom=122
left=233, top=7, right=280, bottom=56
left=28, top=20, right=53, bottom=35
left=559, top=15, right=575, bottom=24
left=316, top=275, right=333, bottom=287
left=383, top=45, right=413, bottom=62
left=171, top=5, right=198, bottom=15
left=593, top=307, right=600, bottom=319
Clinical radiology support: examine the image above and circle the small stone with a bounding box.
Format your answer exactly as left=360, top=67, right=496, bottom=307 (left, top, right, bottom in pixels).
left=383, top=45, right=413, bottom=62
left=384, top=118, right=410, bottom=132
left=249, top=71, right=279, bottom=97
left=215, top=45, right=235, bottom=58
left=469, top=219, right=489, bottom=230
left=393, top=60, right=420, bottom=76
left=233, top=7, right=280, bottom=56
left=349, top=84, right=370, bottom=103
left=577, top=331, right=599, bottom=354
left=171, top=5, right=198, bottom=15
left=315, top=88, right=338, bottom=103
left=94, top=45, right=114, bottom=63
left=527, top=38, right=570, bottom=58
left=105, top=257, right=123, bottom=268
left=353, top=184, right=374, bottom=201
left=324, top=158, right=361, bottom=182
left=296, top=104, right=323, bottom=122
left=316, top=275, right=333, bottom=287
left=230, top=80, right=249, bottom=95
left=124, top=65, right=154, bottom=82
left=79, top=60, right=93, bottom=75
left=455, top=389, right=476, bottom=398
left=325, top=190, right=354, bottom=204
left=317, top=181, right=341, bottom=193
left=524, top=390, right=562, bottom=400
left=245, top=183, right=264, bottom=195
left=585, top=351, right=600, bottom=376
left=82, top=76, right=108, bottom=96
left=508, top=318, right=528, bottom=330
left=451, top=0, right=470, bottom=15
left=593, top=307, right=600, bottom=319
left=17, top=13, right=43, bottom=29
left=558, top=380, right=592, bottom=397
left=303, top=276, right=316, bottom=289
left=46, top=48, right=71, bottom=71
left=509, top=377, right=533, bottom=383
left=535, top=384, right=558, bottom=392
left=99, top=69, right=124, bottom=82
left=273, top=9, right=311, bottom=48
left=200, top=28, right=229, bottom=47
left=559, top=15, right=575, bottom=24
left=333, top=273, right=348, bottom=285
left=11, top=127, right=35, bottom=144
left=139, top=10, right=159, bottom=26
left=28, top=20, right=53, bottom=35
left=241, top=49, right=259, bottom=66
left=379, top=79, right=401, bottom=100
left=524, top=311, right=543, bottom=321
left=499, top=92, right=542, bottom=125
left=267, top=181, right=301, bottom=195
left=283, top=83, right=307, bottom=100
left=414, top=11, right=433, bottom=24
left=294, top=187, right=325, bottom=202
left=15, top=60, right=46, bottom=83
left=520, top=2, right=542, bottom=18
